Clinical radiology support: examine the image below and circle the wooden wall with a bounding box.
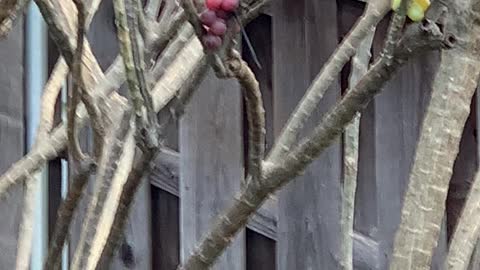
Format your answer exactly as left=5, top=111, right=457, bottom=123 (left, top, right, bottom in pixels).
left=2, top=0, right=480, bottom=269
left=0, top=17, right=24, bottom=270
left=273, top=0, right=342, bottom=269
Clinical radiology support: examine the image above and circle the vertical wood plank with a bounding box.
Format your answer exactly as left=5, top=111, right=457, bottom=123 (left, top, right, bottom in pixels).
left=0, top=20, right=24, bottom=270
left=179, top=71, right=245, bottom=269
left=151, top=187, right=180, bottom=270
left=273, top=0, right=342, bottom=269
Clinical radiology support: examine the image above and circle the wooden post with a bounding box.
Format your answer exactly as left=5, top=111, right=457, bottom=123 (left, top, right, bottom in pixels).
left=179, top=71, right=245, bottom=269
left=273, top=0, right=342, bottom=269
left=0, top=20, right=25, bottom=269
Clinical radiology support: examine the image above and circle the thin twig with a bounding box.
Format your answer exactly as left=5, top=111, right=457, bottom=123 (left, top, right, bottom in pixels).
left=150, top=24, right=194, bottom=84
left=74, top=0, right=105, bottom=160
left=178, top=18, right=451, bottom=270
left=0, top=0, right=30, bottom=38
left=228, top=53, right=265, bottom=185
left=43, top=159, right=96, bottom=270
left=113, top=0, right=159, bottom=149
left=265, top=0, right=390, bottom=165
left=180, top=0, right=231, bottom=76
left=179, top=0, right=204, bottom=39
left=340, top=29, right=375, bottom=270
left=381, top=0, right=409, bottom=62
left=68, top=0, right=88, bottom=162
left=37, top=58, right=69, bottom=137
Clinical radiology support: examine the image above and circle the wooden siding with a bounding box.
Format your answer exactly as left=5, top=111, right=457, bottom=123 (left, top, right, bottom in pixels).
left=0, top=19, right=24, bottom=270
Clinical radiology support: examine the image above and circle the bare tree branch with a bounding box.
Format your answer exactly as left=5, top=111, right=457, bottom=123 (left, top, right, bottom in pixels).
left=14, top=179, right=35, bottom=270
left=446, top=170, right=480, bottom=270
left=37, top=0, right=102, bottom=138
left=178, top=18, right=451, bottom=270
left=158, top=0, right=178, bottom=29
left=44, top=159, right=95, bottom=270
left=228, top=53, right=265, bottom=185
left=70, top=100, right=132, bottom=270
left=150, top=24, right=194, bottom=83
left=180, top=0, right=204, bottom=39
left=266, top=0, right=390, bottom=165
left=147, top=11, right=186, bottom=60
left=0, top=0, right=266, bottom=201
left=0, top=33, right=198, bottom=199
left=0, top=0, right=30, bottom=38
left=382, top=0, right=409, bottom=60
left=85, top=128, right=136, bottom=270
left=74, top=0, right=105, bottom=160
left=113, top=0, right=159, bottom=148
left=340, top=29, right=375, bottom=270
left=93, top=146, right=157, bottom=269
left=145, top=0, right=162, bottom=20
left=389, top=2, right=480, bottom=268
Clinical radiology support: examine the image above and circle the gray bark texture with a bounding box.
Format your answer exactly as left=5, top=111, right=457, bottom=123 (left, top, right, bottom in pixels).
left=389, top=1, right=480, bottom=268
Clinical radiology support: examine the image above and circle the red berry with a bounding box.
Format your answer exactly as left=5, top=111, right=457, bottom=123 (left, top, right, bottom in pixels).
left=206, top=0, right=222, bottom=10
left=200, top=10, right=217, bottom=26
left=202, top=34, right=222, bottom=50
left=221, top=0, right=238, bottom=12
left=210, top=19, right=227, bottom=36
left=215, top=10, right=230, bottom=19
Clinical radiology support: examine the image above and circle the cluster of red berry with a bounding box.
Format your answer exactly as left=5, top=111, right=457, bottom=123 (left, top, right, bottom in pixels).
left=200, top=0, right=239, bottom=50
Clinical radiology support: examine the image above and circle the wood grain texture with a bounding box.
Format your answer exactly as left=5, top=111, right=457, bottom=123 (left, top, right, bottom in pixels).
left=149, top=148, right=381, bottom=268
left=272, top=0, right=342, bottom=269
left=0, top=19, right=24, bottom=270
left=179, top=69, right=245, bottom=270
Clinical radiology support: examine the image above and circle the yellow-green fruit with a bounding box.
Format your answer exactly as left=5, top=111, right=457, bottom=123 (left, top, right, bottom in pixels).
left=407, top=2, right=425, bottom=21
left=391, top=0, right=430, bottom=21
left=392, top=0, right=401, bottom=10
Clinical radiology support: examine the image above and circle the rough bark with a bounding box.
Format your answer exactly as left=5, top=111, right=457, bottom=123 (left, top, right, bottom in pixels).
left=389, top=1, right=480, bottom=268
left=447, top=170, right=480, bottom=270
left=266, top=0, right=389, bottom=165
left=179, top=18, right=450, bottom=270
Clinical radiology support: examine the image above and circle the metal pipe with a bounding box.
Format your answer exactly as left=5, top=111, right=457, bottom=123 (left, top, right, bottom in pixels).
left=25, top=2, right=48, bottom=270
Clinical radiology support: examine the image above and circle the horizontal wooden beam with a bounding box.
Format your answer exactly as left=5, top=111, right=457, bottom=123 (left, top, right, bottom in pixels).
left=149, top=149, right=381, bottom=269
